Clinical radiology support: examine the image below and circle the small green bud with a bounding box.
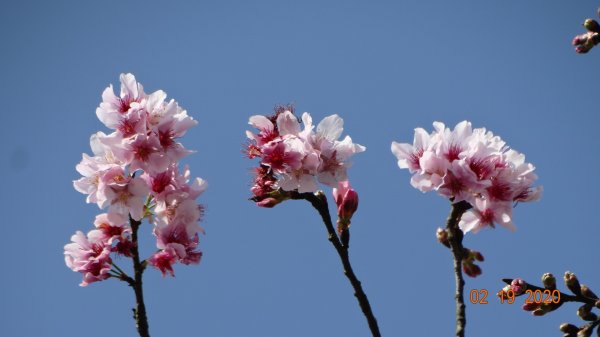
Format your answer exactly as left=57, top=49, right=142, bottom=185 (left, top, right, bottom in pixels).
left=581, top=285, right=599, bottom=300
left=577, top=326, right=592, bottom=337
left=560, top=323, right=579, bottom=334
left=542, top=273, right=557, bottom=290
left=436, top=227, right=450, bottom=248
left=565, top=272, right=583, bottom=296
left=577, top=304, right=597, bottom=321
left=584, top=19, right=600, bottom=33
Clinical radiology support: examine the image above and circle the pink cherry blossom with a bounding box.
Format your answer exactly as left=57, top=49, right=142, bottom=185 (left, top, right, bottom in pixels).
left=93, top=212, right=130, bottom=244
left=96, top=73, right=146, bottom=130
left=392, top=121, right=541, bottom=233
left=148, top=250, right=177, bottom=277
left=68, top=73, right=207, bottom=281
left=458, top=198, right=514, bottom=233
left=246, top=106, right=364, bottom=202
left=314, top=115, right=366, bottom=187
left=149, top=218, right=203, bottom=277
left=64, top=230, right=113, bottom=286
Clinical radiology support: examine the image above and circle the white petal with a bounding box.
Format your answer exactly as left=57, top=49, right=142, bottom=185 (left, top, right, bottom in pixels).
left=317, top=114, right=344, bottom=141
left=249, top=115, right=274, bottom=131
left=277, top=111, right=301, bottom=136
left=298, top=174, right=319, bottom=193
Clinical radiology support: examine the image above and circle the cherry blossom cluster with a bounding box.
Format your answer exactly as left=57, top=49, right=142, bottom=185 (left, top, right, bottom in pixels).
left=391, top=121, right=541, bottom=234
left=245, top=105, right=365, bottom=206
left=64, top=73, right=207, bottom=285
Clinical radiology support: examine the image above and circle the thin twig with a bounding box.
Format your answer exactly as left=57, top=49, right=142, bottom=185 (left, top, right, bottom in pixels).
left=445, top=201, right=472, bottom=337
left=291, top=191, right=381, bottom=337
left=130, top=217, right=150, bottom=337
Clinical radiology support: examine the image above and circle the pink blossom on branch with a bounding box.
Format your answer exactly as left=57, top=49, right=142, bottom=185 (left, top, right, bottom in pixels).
left=66, top=73, right=207, bottom=285
left=391, top=121, right=541, bottom=234
left=64, top=230, right=113, bottom=286
left=246, top=105, right=365, bottom=204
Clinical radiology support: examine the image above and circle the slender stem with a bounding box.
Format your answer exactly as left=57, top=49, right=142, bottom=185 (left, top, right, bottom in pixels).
left=112, top=262, right=129, bottom=278
left=445, top=201, right=471, bottom=337
left=130, top=217, right=150, bottom=337
left=292, top=191, right=381, bottom=337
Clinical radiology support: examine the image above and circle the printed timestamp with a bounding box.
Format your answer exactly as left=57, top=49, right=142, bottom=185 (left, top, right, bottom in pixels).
left=469, top=289, right=561, bottom=304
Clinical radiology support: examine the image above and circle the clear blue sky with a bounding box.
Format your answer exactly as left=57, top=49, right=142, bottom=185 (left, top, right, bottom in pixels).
left=1, top=1, right=599, bottom=336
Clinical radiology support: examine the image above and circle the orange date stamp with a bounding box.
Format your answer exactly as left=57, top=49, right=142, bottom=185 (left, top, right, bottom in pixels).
left=468, top=289, right=561, bottom=304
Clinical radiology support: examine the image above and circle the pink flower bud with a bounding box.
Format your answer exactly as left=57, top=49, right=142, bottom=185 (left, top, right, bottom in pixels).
left=510, top=278, right=527, bottom=295
left=333, top=181, right=359, bottom=223
left=472, top=251, right=484, bottom=262
left=522, top=301, right=539, bottom=311
left=462, top=261, right=482, bottom=278
left=256, top=197, right=281, bottom=208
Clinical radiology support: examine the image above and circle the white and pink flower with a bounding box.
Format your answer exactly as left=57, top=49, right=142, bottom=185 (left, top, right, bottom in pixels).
left=246, top=106, right=365, bottom=203
left=391, top=121, right=541, bottom=233
left=67, top=73, right=207, bottom=283
left=64, top=230, right=113, bottom=286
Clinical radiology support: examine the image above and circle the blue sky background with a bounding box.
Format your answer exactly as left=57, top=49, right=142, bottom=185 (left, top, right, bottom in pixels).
left=1, top=1, right=599, bottom=336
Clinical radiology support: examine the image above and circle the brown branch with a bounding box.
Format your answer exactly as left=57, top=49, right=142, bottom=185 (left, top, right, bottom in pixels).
left=130, top=217, right=150, bottom=337
left=445, top=201, right=472, bottom=337
left=502, top=278, right=598, bottom=305
left=291, top=191, right=381, bottom=337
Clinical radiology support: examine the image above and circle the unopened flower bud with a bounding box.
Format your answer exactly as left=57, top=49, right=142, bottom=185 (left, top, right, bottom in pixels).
left=581, top=285, right=598, bottom=300
left=511, top=278, right=527, bottom=295
left=565, top=272, right=583, bottom=295
left=595, top=299, right=600, bottom=309
left=560, top=323, right=579, bottom=334
left=573, top=34, right=587, bottom=46
left=332, top=181, right=358, bottom=224
left=578, top=326, right=592, bottom=337
left=532, top=308, right=546, bottom=316
left=462, top=261, right=482, bottom=278
left=257, top=197, right=281, bottom=208
left=540, top=302, right=560, bottom=314
left=498, top=285, right=511, bottom=298
left=542, top=273, right=557, bottom=290
left=584, top=19, right=600, bottom=33
left=472, top=251, right=484, bottom=262
left=436, top=227, right=450, bottom=248
left=577, top=304, right=597, bottom=321
left=523, top=301, right=540, bottom=311
left=576, top=45, right=591, bottom=53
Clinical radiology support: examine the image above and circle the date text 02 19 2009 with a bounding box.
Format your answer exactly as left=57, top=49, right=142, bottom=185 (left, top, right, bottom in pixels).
left=469, top=289, right=561, bottom=305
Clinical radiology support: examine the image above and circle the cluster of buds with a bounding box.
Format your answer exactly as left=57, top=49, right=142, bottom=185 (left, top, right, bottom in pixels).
left=64, top=74, right=207, bottom=284
left=573, top=10, right=600, bottom=54
left=501, top=272, right=600, bottom=337
left=461, top=249, right=484, bottom=278
left=392, top=121, right=541, bottom=234
left=245, top=105, right=364, bottom=207
left=436, top=228, right=484, bottom=278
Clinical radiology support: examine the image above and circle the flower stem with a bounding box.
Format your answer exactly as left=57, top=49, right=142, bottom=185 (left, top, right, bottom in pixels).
left=130, top=217, right=150, bottom=337
left=445, top=201, right=472, bottom=337
left=292, top=191, right=381, bottom=337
